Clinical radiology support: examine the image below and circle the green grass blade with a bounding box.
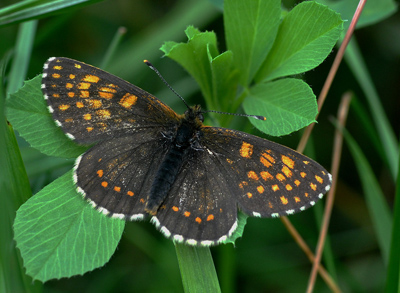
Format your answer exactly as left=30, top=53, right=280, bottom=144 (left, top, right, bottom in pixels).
left=0, top=0, right=103, bottom=27
left=175, top=244, right=221, bottom=293
left=344, top=38, right=398, bottom=180
left=7, top=20, right=37, bottom=95
left=1, top=55, right=42, bottom=292
left=384, top=141, right=400, bottom=292
left=341, top=123, right=392, bottom=265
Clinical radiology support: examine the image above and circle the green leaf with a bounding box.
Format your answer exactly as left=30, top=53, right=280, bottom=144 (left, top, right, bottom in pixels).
left=0, top=0, right=104, bottom=28
left=317, top=0, right=397, bottom=30
left=385, top=143, right=400, bottom=292
left=14, top=170, right=125, bottom=282
left=224, top=212, right=247, bottom=245
left=224, top=0, right=281, bottom=85
left=161, top=26, right=218, bottom=108
left=209, top=50, right=239, bottom=111
left=6, top=76, right=88, bottom=158
left=340, top=124, right=392, bottom=265
left=175, top=244, right=221, bottom=292
left=243, top=78, right=317, bottom=136
left=256, top=1, right=343, bottom=82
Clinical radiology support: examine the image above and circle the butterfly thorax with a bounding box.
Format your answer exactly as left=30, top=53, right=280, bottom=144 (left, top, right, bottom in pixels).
left=145, top=105, right=204, bottom=215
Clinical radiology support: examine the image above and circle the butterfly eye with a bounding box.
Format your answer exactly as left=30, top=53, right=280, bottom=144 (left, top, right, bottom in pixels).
left=198, top=113, right=204, bottom=122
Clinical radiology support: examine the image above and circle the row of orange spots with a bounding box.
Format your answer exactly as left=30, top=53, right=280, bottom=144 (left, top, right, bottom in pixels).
left=99, top=170, right=135, bottom=196
left=171, top=206, right=214, bottom=223
left=239, top=142, right=253, bottom=158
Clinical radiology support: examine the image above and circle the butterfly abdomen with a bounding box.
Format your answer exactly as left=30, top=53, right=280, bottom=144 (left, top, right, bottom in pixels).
left=146, top=121, right=196, bottom=215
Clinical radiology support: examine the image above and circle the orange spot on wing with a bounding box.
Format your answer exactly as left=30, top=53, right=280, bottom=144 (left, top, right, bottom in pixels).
left=260, top=171, right=273, bottom=181
left=58, top=104, right=70, bottom=111
left=272, top=184, right=279, bottom=192
left=282, top=166, right=293, bottom=178
left=76, top=101, right=84, bottom=108
left=114, top=186, right=121, bottom=192
left=257, top=185, right=265, bottom=194
left=184, top=211, right=190, bottom=217
left=80, top=90, right=89, bottom=98
left=294, top=197, right=301, bottom=203
left=172, top=206, right=179, bottom=212
left=78, top=82, right=91, bottom=89
left=282, top=155, right=295, bottom=169
left=97, top=170, right=103, bottom=177
left=300, top=172, right=307, bottom=178
left=280, top=196, right=288, bottom=205
left=247, top=170, right=259, bottom=180
left=240, top=142, right=253, bottom=158
left=310, top=183, right=317, bottom=191
left=247, top=192, right=253, bottom=198
left=119, top=93, right=138, bottom=109
left=99, top=92, right=114, bottom=99
left=195, top=217, right=202, bottom=224
left=83, top=113, right=92, bottom=120
left=276, top=173, right=285, bottom=181
left=101, top=181, right=108, bottom=188
left=68, top=92, right=75, bottom=98
left=83, top=74, right=100, bottom=83
left=286, top=184, right=293, bottom=191
left=96, top=109, right=111, bottom=118
left=315, top=175, right=323, bottom=184
left=52, top=73, right=60, bottom=78
left=127, top=191, right=134, bottom=196
left=207, top=214, right=214, bottom=221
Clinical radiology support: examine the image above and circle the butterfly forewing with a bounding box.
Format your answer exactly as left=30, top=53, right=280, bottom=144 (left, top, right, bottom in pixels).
left=42, top=57, right=179, bottom=144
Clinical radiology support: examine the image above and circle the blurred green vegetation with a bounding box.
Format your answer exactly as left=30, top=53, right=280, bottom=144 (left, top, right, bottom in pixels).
left=1, top=0, right=399, bottom=292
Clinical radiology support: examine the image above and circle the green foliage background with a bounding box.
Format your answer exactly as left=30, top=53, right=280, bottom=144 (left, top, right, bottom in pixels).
left=1, top=0, right=399, bottom=292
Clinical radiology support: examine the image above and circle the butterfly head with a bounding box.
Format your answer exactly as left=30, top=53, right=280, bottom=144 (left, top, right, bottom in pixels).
left=184, top=105, right=204, bottom=126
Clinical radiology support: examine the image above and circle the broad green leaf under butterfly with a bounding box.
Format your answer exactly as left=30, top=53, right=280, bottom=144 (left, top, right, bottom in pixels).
left=243, top=78, right=318, bottom=137
left=255, top=1, right=343, bottom=82
left=6, top=76, right=88, bottom=158
left=13, top=170, right=125, bottom=282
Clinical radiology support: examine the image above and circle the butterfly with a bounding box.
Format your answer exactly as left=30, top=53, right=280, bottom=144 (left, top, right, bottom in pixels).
left=42, top=57, right=331, bottom=246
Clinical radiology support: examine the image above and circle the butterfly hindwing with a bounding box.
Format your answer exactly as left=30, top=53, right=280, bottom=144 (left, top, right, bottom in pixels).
left=199, top=127, right=332, bottom=218
left=152, top=149, right=238, bottom=245
left=74, top=129, right=170, bottom=220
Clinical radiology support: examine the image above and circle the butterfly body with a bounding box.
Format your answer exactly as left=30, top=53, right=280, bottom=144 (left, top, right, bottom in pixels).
left=42, top=57, right=332, bottom=246
left=147, top=106, right=203, bottom=215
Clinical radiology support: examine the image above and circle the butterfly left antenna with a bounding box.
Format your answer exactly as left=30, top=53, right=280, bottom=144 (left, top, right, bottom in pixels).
left=144, top=60, right=190, bottom=109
